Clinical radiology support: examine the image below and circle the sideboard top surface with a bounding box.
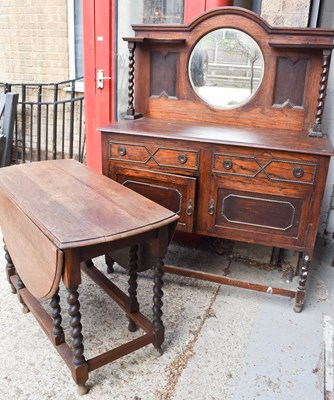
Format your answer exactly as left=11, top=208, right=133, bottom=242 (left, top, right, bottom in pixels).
left=100, top=117, right=334, bottom=157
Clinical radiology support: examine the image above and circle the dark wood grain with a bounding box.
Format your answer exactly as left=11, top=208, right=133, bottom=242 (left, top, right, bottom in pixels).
left=0, top=159, right=179, bottom=391
left=101, top=7, right=334, bottom=312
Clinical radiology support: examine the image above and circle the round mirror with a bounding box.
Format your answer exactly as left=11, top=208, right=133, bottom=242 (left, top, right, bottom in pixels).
left=189, top=29, right=264, bottom=109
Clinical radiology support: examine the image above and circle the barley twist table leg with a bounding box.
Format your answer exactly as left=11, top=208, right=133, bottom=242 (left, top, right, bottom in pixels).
left=128, top=245, right=139, bottom=332
left=153, top=257, right=165, bottom=355
left=50, top=288, right=64, bottom=344
left=67, top=287, right=86, bottom=366
left=16, top=273, right=30, bottom=314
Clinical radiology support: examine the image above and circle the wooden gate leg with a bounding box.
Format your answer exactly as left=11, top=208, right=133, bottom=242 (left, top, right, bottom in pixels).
left=294, top=255, right=310, bottom=313
left=3, top=239, right=16, bottom=294
left=50, top=288, right=65, bottom=345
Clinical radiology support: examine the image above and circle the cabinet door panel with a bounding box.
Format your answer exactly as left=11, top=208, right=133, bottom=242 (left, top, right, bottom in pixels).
left=112, top=166, right=196, bottom=233
left=218, top=189, right=302, bottom=235
left=205, top=187, right=311, bottom=249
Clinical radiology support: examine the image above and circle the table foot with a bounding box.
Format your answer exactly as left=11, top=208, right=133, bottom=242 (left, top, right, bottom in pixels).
left=77, top=384, right=89, bottom=395
left=155, top=346, right=163, bottom=356
left=294, top=255, right=309, bottom=313
left=10, top=284, right=17, bottom=294
left=22, top=304, right=30, bottom=314
left=85, top=259, right=94, bottom=268
left=128, top=318, right=138, bottom=332
left=105, top=253, right=115, bottom=274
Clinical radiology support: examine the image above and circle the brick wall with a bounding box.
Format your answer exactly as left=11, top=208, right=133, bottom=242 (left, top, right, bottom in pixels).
left=0, top=0, right=69, bottom=83
left=261, top=0, right=311, bottom=27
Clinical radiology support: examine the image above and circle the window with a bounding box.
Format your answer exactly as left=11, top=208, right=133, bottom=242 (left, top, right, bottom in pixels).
left=68, top=0, right=84, bottom=87
left=116, top=0, right=184, bottom=119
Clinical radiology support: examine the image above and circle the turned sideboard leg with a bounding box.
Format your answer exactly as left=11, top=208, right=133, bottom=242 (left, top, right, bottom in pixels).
left=50, top=288, right=65, bottom=345
left=152, top=257, right=165, bottom=355
left=127, top=245, right=139, bottom=332
left=294, top=255, right=310, bottom=313
left=3, top=239, right=16, bottom=294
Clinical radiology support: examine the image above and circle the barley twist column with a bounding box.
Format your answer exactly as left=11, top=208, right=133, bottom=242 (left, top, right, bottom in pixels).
left=67, top=287, right=85, bottom=366
left=50, top=288, right=64, bottom=343
left=152, top=257, right=165, bottom=354
left=309, top=50, right=331, bottom=137
left=128, top=244, right=139, bottom=332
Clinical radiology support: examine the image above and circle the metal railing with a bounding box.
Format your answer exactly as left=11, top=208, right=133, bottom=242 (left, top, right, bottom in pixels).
left=0, top=78, right=85, bottom=164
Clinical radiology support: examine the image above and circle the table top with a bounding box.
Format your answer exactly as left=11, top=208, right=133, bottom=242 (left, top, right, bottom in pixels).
left=0, top=159, right=178, bottom=250
left=0, top=160, right=178, bottom=300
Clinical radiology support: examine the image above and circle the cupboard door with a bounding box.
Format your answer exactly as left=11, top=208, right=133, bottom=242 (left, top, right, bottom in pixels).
left=204, top=182, right=312, bottom=250
left=111, top=166, right=196, bottom=233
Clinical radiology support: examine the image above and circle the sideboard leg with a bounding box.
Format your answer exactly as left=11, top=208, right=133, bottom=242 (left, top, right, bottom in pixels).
left=152, top=257, right=165, bottom=355
left=294, top=255, right=310, bottom=313
left=127, top=245, right=139, bottom=332
left=3, top=239, right=16, bottom=294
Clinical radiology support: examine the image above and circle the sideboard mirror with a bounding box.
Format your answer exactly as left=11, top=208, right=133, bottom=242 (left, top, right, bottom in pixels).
left=188, top=28, right=264, bottom=109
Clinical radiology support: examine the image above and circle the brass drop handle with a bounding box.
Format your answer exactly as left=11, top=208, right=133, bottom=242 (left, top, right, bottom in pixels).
left=293, top=166, right=304, bottom=178
left=118, top=145, right=126, bottom=156
left=178, top=153, right=188, bottom=164
left=186, top=199, right=193, bottom=216
left=208, top=199, right=215, bottom=215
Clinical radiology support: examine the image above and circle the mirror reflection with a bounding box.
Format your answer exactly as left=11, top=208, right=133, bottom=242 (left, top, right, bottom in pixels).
left=189, top=29, right=264, bottom=109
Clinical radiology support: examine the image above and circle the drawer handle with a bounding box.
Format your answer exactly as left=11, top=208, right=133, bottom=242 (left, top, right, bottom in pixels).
left=178, top=154, right=188, bottom=164
left=118, top=146, right=126, bottom=156
left=208, top=199, right=215, bottom=215
left=186, top=199, right=193, bottom=216
left=293, top=167, right=304, bottom=179
left=223, top=159, right=233, bottom=170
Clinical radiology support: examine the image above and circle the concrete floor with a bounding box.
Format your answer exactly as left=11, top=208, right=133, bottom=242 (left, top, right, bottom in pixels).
left=0, top=237, right=334, bottom=400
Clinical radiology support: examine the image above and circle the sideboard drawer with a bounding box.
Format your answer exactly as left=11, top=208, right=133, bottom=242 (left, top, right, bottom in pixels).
left=213, top=153, right=317, bottom=185
left=109, top=140, right=199, bottom=171
left=264, top=160, right=317, bottom=185
left=109, top=142, right=151, bottom=164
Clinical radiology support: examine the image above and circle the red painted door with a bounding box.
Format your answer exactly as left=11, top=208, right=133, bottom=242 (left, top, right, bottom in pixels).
left=83, top=0, right=116, bottom=172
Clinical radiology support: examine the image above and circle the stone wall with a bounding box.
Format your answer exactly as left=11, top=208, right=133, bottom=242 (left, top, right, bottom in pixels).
left=261, top=0, right=312, bottom=27
left=0, top=0, right=69, bottom=83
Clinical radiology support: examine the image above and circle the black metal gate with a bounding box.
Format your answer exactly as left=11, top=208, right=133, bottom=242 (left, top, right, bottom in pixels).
left=0, top=78, right=85, bottom=164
